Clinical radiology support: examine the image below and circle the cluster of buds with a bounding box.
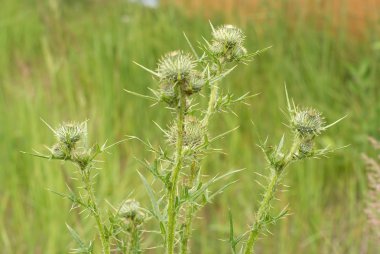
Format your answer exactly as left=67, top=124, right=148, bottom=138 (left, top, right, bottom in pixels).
left=291, top=107, right=326, bottom=158
left=166, top=116, right=206, bottom=150
left=209, top=25, right=247, bottom=63
left=156, top=51, right=204, bottom=106
left=48, top=122, right=88, bottom=162
left=118, top=199, right=146, bottom=230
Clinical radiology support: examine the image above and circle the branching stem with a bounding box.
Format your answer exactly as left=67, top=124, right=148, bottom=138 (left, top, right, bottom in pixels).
left=166, top=90, right=186, bottom=254
left=243, top=169, right=281, bottom=254
left=244, top=140, right=298, bottom=254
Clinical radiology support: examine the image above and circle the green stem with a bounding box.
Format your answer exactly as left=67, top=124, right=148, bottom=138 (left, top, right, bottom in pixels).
left=180, top=162, right=199, bottom=254
left=243, top=169, right=281, bottom=254
left=166, top=91, right=186, bottom=254
left=202, top=60, right=225, bottom=126
left=129, top=224, right=141, bottom=254
left=180, top=204, right=194, bottom=254
left=81, top=168, right=110, bottom=254
left=244, top=140, right=299, bottom=254
left=202, top=83, right=219, bottom=126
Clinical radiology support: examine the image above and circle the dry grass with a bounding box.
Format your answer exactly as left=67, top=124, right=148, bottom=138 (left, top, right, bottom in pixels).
left=362, top=137, right=380, bottom=242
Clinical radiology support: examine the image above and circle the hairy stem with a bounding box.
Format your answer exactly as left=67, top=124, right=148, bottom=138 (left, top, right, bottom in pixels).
left=129, top=224, right=141, bottom=254
left=81, top=167, right=110, bottom=254
left=243, top=169, right=281, bottom=254
left=166, top=91, right=186, bottom=254
left=180, top=204, right=194, bottom=254
left=202, top=83, right=219, bottom=126
left=202, top=60, right=225, bottom=126
left=244, top=140, right=298, bottom=254
left=180, top=162, right=199, bottom=254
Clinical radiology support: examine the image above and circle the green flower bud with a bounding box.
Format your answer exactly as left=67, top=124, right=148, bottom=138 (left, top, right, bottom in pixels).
left=298, top=138, right=314, bottom=158
left=209, top=25, right=247, bottom=62
left=55, top=122, right=86, bottom=148
left=292, top=108, right=325, bottom=138
left=50, top=143, right=67, bottom=159
left=166, top=116, right=205, bottom=148
left=119, top=199, right=146, bottom=226
left=183, top=72, right=205, bottom=96
left=157, top=50, right=196, bottom=86
left=211, top=25, right=245, bottom=48
left=159, top=84, right=178, bottom=106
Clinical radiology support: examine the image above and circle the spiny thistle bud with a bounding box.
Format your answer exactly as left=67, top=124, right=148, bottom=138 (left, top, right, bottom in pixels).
left=297, top=138, right=314, bottom=158
left=157, top=50, right=196, bottom=86
left=119, top=199, right=146, bottom=226
left=73, top=150, right=92, bottom=169
left=292, top=108, right=325, bottom=138
left=55, top=122, right=86, bottom=148
left=49, top=143, right=68, bottom=159
left=209, top=25, right=247, bottom=62
left=212, top=25, right=245, bottom=48
left=166, top=116, right=205, bottom=148
left=159, top=84, right=178, bottom=106
left=183, top=72, right=205, bottom=96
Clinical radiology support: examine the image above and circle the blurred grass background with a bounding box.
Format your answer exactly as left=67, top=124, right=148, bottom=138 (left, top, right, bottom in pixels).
left=0, top=0, right=379, bottom=253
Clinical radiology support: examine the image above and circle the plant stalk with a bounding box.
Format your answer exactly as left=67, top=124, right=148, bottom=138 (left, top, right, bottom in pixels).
left=243, top=169, right=281, bottom=254
left=166, top=90, right=186, bottom=254
left=180, top=161, right=199, bottom=254
left=81, top=167, right=110, bottom=254
left=180, top=204, right=194, bottom=254
left=129, top=224, right=141, bottom=254
left=202, top=83, right=219, bottom=126
left=244, top=139, right=299, bottom=254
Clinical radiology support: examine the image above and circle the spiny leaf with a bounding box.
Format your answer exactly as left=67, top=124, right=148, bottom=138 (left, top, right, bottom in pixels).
left=183, top=32, right=199, bottom=59
left=137, top=171, right=163, bottom=221
left=133, top=61, right=159, bottom=76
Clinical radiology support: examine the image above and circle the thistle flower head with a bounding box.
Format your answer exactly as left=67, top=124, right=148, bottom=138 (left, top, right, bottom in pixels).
left=157, top=50, right=196, bottom=85
left=73, top=149, right=93, bottom=169
left=159, top=84, right=178, bottom=106
left=212, top=25, right=245, bottom=47
left=183, top=71, right=205, bottom=95
left=297, top=138, right=314, bottom=158
left=209, top=25, right=247, bottom=62
left=119, top=199, right=146, bottom=226
left=55, top=122, right=86, bottom=148
left=166, top=116, right=205, bottom=148
left=292, top=108, right=325, bottom=138
left=49, top=143, right=68, bottom=159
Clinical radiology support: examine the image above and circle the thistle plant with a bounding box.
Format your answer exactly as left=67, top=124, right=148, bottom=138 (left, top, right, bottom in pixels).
left=27, top=23, right=344, bottom=254
left=128, top=23, right=269, bottom=254
left=240, top=94, right=345, bottom=254
left=24, top=121, right=146, bottom=254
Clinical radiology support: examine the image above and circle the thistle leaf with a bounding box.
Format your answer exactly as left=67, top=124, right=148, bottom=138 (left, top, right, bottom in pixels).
left=137, top=171, right=163, bottom=221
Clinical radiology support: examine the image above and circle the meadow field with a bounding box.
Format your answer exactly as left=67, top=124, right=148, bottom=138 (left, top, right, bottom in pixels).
left=0, top=0, right=379, bottom=253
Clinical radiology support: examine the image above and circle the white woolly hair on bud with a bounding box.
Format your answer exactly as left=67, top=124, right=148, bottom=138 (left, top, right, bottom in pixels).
left=54, top=121, right=87, bottom=147
left=157, top=50, right=196, bottom=84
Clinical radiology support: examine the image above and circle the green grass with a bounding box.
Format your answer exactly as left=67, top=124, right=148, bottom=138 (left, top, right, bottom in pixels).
left=0, top=0, right=379, bottom=253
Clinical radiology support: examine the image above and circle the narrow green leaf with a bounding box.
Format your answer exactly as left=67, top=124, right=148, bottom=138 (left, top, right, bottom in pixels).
left=66, top=223, right=84, bottom=246
left=137, top=170, right=163, bottom=221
